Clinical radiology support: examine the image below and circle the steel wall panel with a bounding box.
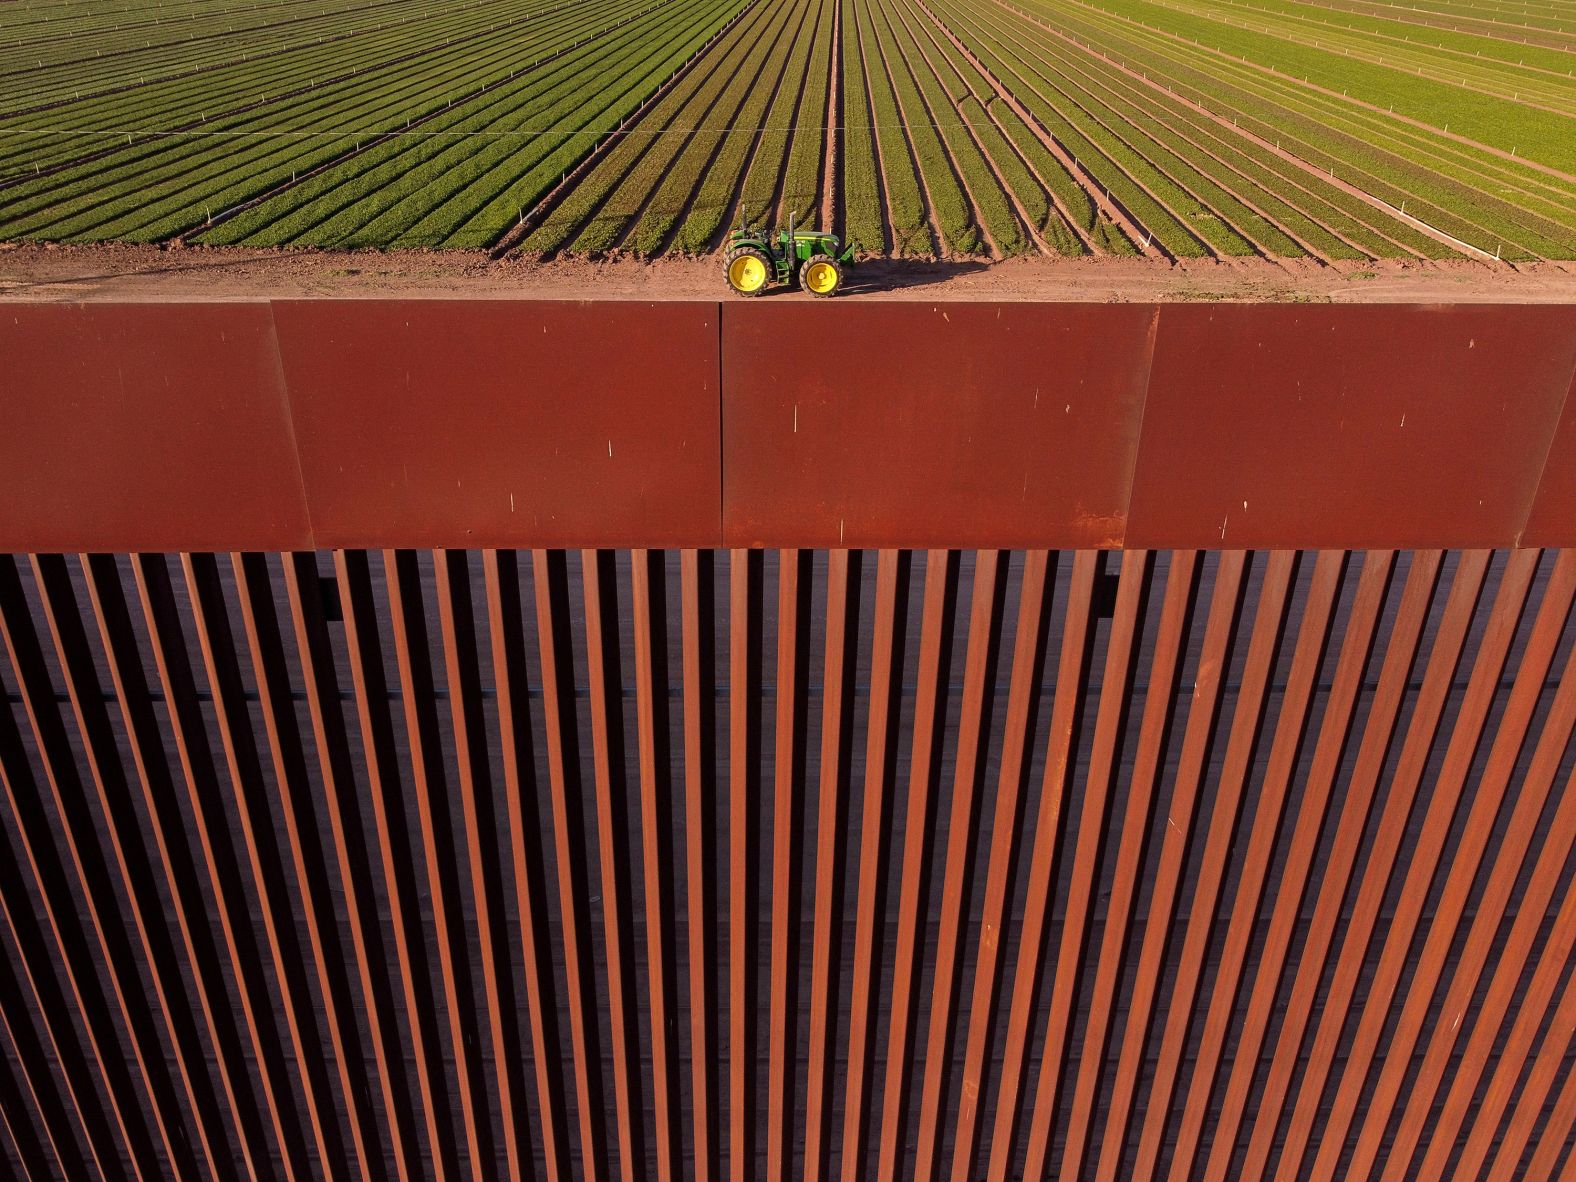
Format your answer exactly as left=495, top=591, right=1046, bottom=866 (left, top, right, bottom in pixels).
left=1523, top=370, right=1576, bottom=546
left=270, top=300, right=722, bottom=548
left=720, top=303, right=1156, bottom=547
left=0, top=302, right=311, bottom=552
left=1125, top=304, right=1576, bottom=549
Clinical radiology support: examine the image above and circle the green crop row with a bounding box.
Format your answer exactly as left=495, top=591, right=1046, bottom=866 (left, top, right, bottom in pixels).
left=867, top=0, right=982, bottom=252
left=0, top=0, right=651, bottom=240
left=776, top=0, right=835, bottom=223
left=851, top=0, right=935, bottom=253
left=660, top=0, right=822, bottom=252
left=735, top=0, right=832, bottom=229
left=1025, top=0, right=1573, bottom=254
left=929, top=0, right=1209, bottom=255
left=201, top=0, right=729, bottom=247
left=523, top=0, right=781, bottom=253
left=881, top=0, right=1029, bottom=253
left=840, top=0, right=890, bottom=251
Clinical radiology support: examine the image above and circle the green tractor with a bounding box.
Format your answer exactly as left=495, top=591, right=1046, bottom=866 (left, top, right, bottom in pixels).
left=723, top=215, right=856, bottom=297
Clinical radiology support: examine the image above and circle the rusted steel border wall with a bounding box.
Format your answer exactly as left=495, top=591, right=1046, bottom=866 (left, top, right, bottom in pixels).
left=2, top=300, right=1572, bottom=553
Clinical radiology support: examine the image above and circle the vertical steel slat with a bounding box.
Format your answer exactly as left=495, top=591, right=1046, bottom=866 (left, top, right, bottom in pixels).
left=1410, top=762, right=1576, bottom=1180
left=1267, top=551, right=1538, bottom=1178
left=1498, top=946, right=1576, bottom=1180
left=947, top=550, right=1070, bottom=1182
left=483, top=548, right=572, bottom=1182
left=0, top=726, right=141, bottom=1182
left=838, top=550, right=907, bottom=1182
left=335, top=549, right=459, bottom=1181
left=632, top=549, right=682, bottom=1182
left=681, top=549, right=718, bottom=1182
left=227, top=552, right=384, bottom=1182
left=1180, top=549, right=1440, bottom=1180
left=13, top=557, right=219, bottom=1182
left=1048, top=551, right=1200, bottom=1182
left=381, top=549, right=491, bottom=1182
left=1276, top=547, right=1552, bottom=1181
left=286, top=553, right=428, bottom=1182
left=87, top=554, right=294, bottom=1182
left=1224, top=549, right=1494, bottom=1181
left=1089, top=549, right=1255, bottom=1182
left=434, top=548, right=527, bottom=1182
left=876, top=550, right=957, bottom=1182
left=1384, top=661, right=1576, bottom=1180
left=1138, top=549, right=1378, bottom=1181
left=767, top=549, right=811, bottom=1182
left=803, top=550, right=861, bottom=1182
left=911, top=550, right=1007, bottom=1182
left=728, top=548, right=763, bottom=1182
left=532, top=547, right=609, bottom=1182
left=0, top=874, right=96, bottom=1182
left=581, top=548, right=646, bottom=1182
left=1003, top=550, right=1143, bottom=1182
left=1129, top=547, right=1322, bottom=1178
left=0, top=1005, right=54, bottom=1182
left=1314, top=548, right=1576, bottom=1180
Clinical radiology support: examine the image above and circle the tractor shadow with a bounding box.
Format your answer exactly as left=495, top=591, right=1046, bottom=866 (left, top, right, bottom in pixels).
left=839, top=257, right=992, bottom=295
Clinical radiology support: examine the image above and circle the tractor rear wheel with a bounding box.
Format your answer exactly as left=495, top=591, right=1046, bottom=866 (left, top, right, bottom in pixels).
left=799, top=253, right=842, bottom=297
left=724, top=247, right=771, bottom=296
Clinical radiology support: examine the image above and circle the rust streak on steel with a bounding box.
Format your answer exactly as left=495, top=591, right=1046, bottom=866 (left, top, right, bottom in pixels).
left=838, top=550, right=908, bottom=1182
left=333, top=550, right=455, bottom=1181
left=1002, top=551, right=1141, bottom=1182
left=1246, top=549, right=1536, bottom=1179
left=435, top=548, right=527, bottom=1182
left=208, top=553, right=373, bottom=1182
left=483, top=548, right=572, bottom=1182
left=681, top=549, right=718, bottom=1182
left=382, top=549, right=490, bottom=1182
left=533, top=548, right=609, bottom=1182
left=21, top=561, right=222, bottom=1182
left=632, top=549, right=682, bottom=1182
left=1274, top=548, right=1550, bottom=1181
left=728, top=548, right=763, bottom=1182
left=0, top=620, right=155, bottom=1182
left=1217, top=550, right=1493, bottom=1182
left=1090, top=550, right=1255, bottom=1182
left=1411, top=761, right=1576, bottom=1179
left=1310, top=549, right=1576, bottom=1181
left=90, top=554, right=299, bottom=1182
left=1382, top=648, right=1576, bottom=1179
left=1180, top=550, right=1440, bottom=1181
left=947, top=550, right=1066, bottom=1182
left=876, top=550, right=956, bottom=1182
left=581, top=548, right=647, bottom=1182
left=803, top=550, right=861, bottom=1182
left=1136, top=550, right=1376, bottom=1181
left=1045, top=551, right=1200, bottom=1182
left=767, top=549, right=810, bottom=1182
left=282, top=553, right=419, bottom=1182
left=912, top=549, right=1006, bottom=1182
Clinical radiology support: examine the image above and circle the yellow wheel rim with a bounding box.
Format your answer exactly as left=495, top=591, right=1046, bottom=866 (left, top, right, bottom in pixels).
left=805, top=260, right=838, bottom=294
left=729, top=254, right=767, bottom=292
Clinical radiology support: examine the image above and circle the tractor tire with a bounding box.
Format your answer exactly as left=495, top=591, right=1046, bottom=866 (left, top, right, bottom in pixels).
left=724, top=246, right=772, bottom=296
left=799, top=253, right=842, bottom=297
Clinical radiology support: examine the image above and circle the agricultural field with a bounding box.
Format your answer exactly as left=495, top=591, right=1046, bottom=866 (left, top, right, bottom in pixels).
left=1, top=0, right=1573, bottom=260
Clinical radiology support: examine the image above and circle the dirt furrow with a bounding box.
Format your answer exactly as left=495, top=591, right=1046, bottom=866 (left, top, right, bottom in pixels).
left=888, top=0, right=1053, bottom=254
left=990, top=0, right=1498, bottom=258
left=820, top=0, right=841, bottom=231
left=490, top=0, right=763, bottom=255
left=913, top=0, right=1164, bottom=256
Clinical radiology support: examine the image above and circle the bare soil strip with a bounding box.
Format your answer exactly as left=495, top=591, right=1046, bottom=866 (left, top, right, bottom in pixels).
left=820, top=0, right=841, bottom=232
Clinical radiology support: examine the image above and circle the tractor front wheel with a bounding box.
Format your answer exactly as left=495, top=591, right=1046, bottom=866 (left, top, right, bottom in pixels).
left=799, top=253, right=842, bottom=297
left=725, top=247, right=772, bottom=296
